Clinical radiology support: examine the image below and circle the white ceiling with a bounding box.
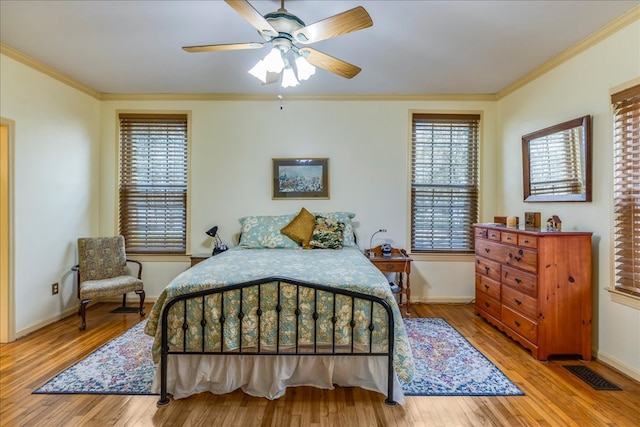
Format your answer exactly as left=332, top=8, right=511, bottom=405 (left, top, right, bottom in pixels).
left=1, top=0, right=638, bottom=96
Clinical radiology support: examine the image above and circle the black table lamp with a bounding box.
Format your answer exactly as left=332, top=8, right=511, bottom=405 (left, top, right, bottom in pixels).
left=206, top=226, right=227, bottom=255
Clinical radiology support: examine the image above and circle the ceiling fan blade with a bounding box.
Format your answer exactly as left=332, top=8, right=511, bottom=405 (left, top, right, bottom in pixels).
left=225, top=0, right=278, bottom=38
left=299, top=48, right=361, bottom=79
left=183, top=42, right=264, bottom=53
left=292, top=6, right=372, bottom=44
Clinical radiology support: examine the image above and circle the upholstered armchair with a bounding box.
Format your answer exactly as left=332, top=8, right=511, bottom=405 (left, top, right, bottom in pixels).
left=72, top=236, right=145, bottom=330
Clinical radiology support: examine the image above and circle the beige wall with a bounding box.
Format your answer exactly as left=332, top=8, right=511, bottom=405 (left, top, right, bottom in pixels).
left=98, top=99, right=498, bottom=301
left=0, top=55, right=101, bottom=334
left=496, top=21, right=640, bottom=379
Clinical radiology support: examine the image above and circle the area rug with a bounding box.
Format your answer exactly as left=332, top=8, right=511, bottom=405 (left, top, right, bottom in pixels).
left=33, top=318, right=523, bottom=397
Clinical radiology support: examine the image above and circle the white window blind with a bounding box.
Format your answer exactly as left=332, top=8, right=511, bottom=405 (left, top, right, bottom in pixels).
left=528, top=127, right=584, bottom=196
left=411, top=114, right=480, bottom=253
left=612, top=84, right=640, bottom=296
left=119, top=113, right=188, bottom=254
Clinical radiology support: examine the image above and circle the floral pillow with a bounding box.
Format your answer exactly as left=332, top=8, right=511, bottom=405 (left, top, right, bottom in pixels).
left=238, top=214, right=300, bottom=249
left=309, top=216, right=345, bottom=249
left=313, top=212, right=356, bottom=247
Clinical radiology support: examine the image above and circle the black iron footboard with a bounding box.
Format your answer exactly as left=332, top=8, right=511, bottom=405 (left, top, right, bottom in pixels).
left=157, top=276, right=396, bottom=406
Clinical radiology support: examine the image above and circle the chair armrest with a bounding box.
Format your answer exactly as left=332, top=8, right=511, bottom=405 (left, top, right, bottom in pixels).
left=126, top=259, right=143, bottom=279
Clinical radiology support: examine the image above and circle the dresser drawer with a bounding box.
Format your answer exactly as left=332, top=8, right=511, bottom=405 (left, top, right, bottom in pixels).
left=502, top=265, right=537, bottom=297
left=475, top=228, right=489, bottom=239
left=475, top=256, right=501, bottom=282
left=501, top=232, right=518, bottom=245
left=487, top=229, right=501, bottom=241
left=518, top=234, right=537, bottom=249
left=502, top=285, right=537, bottom=319
left=504, top=246, right=537, bottom=273
left=476, top=292, right=501, bottom=320
left=502, top=306, right=538, bottom=343
left=475, top=274, right=500, bottom=300
left=475, top=239, right=506, bottom=263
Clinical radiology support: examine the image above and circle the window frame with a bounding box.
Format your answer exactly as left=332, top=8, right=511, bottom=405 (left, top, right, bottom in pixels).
left=117, top=111, right=190, bottom=255
left=610, top=83, right=640, bottom=301
left=409, top=112, right=481, bottom=255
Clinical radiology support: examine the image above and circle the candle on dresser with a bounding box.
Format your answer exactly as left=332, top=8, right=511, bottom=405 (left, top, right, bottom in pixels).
left=507, top=216, right=518, bottom=227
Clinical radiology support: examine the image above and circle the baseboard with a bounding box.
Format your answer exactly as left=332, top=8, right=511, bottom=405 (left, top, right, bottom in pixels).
left=596, top=352, right=640, bottom=382
left=15, top=306, right=78, bottom=340
left=409, top=296, right=475, bottom=304
left=14, top=297, right=158, bottom=341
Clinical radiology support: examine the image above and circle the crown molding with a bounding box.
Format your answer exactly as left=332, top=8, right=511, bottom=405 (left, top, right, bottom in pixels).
left=2, top=5, right=638, bottom=103
left=496, top=4, right=640, bottom=100
left=0, top=43, right=101, bottom=99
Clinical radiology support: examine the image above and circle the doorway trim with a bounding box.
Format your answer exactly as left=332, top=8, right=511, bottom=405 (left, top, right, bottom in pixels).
left=1, top=118, right=15, bottom=343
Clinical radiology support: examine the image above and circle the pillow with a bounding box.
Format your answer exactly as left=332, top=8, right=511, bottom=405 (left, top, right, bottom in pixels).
left=238, top=214, right=300, bottom=249
left=309, top=216, right=345, bottom=249
left=313, top=212, right=356, bottom=246
left=281, top=207, right=316, bottom=248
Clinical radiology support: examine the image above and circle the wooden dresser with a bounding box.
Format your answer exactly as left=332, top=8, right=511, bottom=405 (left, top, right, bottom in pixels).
left=473, top=224, right=592, bottom=361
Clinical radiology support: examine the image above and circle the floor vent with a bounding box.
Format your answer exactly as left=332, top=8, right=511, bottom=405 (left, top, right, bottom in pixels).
left=110, top=306, right=141, bottom=313
left=563, top=365, right=622, bottom=391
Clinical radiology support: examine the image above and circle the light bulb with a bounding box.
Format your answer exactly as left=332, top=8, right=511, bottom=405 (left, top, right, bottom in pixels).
left=295, top=55, right=316, bottom=81
left=248, top=59, right=268, bottom=83
left=281, top=66, right=299, bottom=88
left=263, top=48, right=285, bottom=74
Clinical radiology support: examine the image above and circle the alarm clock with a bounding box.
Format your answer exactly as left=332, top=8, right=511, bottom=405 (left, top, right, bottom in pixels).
left=381, top=243, right=392, bottom=258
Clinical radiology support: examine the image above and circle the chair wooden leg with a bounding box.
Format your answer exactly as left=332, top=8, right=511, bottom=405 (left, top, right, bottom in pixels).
left=122, top=293, right=127, bottom=308
left=136, top=290, right=146, bottom=316
left=78, top=299, right=90, bottom=331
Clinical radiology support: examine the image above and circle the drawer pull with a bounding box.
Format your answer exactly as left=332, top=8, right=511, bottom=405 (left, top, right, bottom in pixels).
left=484, top=301, right=490, bottom=308
left=519, top=249, right=524, bottom=256
left=513, top=255, right=522, bottom=262
left=514, top=299, right=522, bottom=305
left=506, top=237, right=513, bottom=241
left=385, top=264, right=394, bottom=270
left=484, top=266, right=490, bottom=274
left=524, top=239, right=530, bottom=243
left=484, top=284, right=490, bottom=290
left=484, top=247, right=490, bottom=253
left=568, top=276, right=575, bottom=283
left=515, top=278, right=522, bottom=284
left=514, top=321, right=521, bottom=327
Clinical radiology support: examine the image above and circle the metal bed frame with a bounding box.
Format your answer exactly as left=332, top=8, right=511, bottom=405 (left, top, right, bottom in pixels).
left=157, top=276, right=397, bottom=406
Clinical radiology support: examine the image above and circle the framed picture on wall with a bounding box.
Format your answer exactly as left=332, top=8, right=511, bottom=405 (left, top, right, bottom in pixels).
left=272, top=158, right=329, bottom=199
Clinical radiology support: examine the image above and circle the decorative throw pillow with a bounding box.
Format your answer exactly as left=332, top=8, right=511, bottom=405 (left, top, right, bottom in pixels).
left=309, top=216, right=345, bottom=249
left=313, top=212, right=356, bottom=246
left=281, top=207, right=316, bottom=248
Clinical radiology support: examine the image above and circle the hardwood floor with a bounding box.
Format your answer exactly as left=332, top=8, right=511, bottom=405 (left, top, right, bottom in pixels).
left=1, top=302, right=638, bottom=427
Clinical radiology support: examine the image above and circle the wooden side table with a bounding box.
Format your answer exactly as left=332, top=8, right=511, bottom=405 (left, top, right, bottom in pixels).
left=190, top=253, right=211, bottom=267
left=366, top=245, right=413, bottom=315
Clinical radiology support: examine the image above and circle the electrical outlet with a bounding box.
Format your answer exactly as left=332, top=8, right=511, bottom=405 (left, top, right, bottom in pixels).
left=51, top=283, right=59, bottom=295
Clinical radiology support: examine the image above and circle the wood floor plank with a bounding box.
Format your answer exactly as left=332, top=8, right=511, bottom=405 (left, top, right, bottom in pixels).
left=1, top=302, right=639, bottom=426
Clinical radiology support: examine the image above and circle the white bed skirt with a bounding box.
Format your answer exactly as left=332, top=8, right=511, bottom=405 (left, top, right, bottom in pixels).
left=152, top=354, right=405, bottom=405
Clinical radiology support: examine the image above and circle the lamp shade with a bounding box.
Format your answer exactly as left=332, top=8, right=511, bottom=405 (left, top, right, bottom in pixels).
left=206, top=226, right=219, bottom=238
left=281, top=66, right=299, bottom=88
left=248, top=60, right=268, bottom=83
left=263, top=48, right=285, bottom=74
left=295, top=55, right=316, bottom=81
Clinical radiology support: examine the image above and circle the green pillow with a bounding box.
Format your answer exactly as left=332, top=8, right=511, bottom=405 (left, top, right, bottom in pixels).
left=309, top=216, right=345, bottom=249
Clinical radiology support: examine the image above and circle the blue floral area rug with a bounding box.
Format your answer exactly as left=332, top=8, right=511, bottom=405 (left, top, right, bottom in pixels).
left=401, top=318, right=523, bottom=396
left=33, top=318, right=523, bottom=397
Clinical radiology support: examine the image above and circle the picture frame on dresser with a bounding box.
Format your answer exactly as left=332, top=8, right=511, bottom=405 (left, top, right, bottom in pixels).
left=272, top=158, right=329, bottom=200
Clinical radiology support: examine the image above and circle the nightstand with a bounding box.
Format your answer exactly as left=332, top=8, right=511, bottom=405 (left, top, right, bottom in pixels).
left=366, top=245, right=413, bottom=315
left=190, top=253, right=211, bottom=267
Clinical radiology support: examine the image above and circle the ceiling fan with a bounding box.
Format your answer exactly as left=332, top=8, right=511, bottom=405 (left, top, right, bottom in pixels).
left=183, top=0, right=373, bottom=87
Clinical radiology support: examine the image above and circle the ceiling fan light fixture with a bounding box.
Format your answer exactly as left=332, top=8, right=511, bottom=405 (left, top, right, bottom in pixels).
left=294, top=55, right=315, bottom=81
left=263, top=47, right=286, bottom=73
left=281, top=66, right=299, bottom=88
left=248, top=59, right=268, bottom=83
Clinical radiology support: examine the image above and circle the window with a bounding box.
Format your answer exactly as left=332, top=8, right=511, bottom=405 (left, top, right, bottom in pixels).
left=410, top=113, right=480, bottom=253
left=119, top=113, right=188, bottom=254
left=612, top=84, right=640, bottom=296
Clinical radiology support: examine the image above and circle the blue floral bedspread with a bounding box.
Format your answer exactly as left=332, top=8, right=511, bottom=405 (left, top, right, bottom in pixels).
left=144, top=247, right=414, bottom=383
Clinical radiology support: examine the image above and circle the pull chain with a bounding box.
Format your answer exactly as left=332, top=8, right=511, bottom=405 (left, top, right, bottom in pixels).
left=278, top=94, right=283, bottom=110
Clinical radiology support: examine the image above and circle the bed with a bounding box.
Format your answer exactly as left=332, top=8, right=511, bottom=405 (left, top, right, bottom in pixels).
left=144, top=211, right=415, bottom=406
